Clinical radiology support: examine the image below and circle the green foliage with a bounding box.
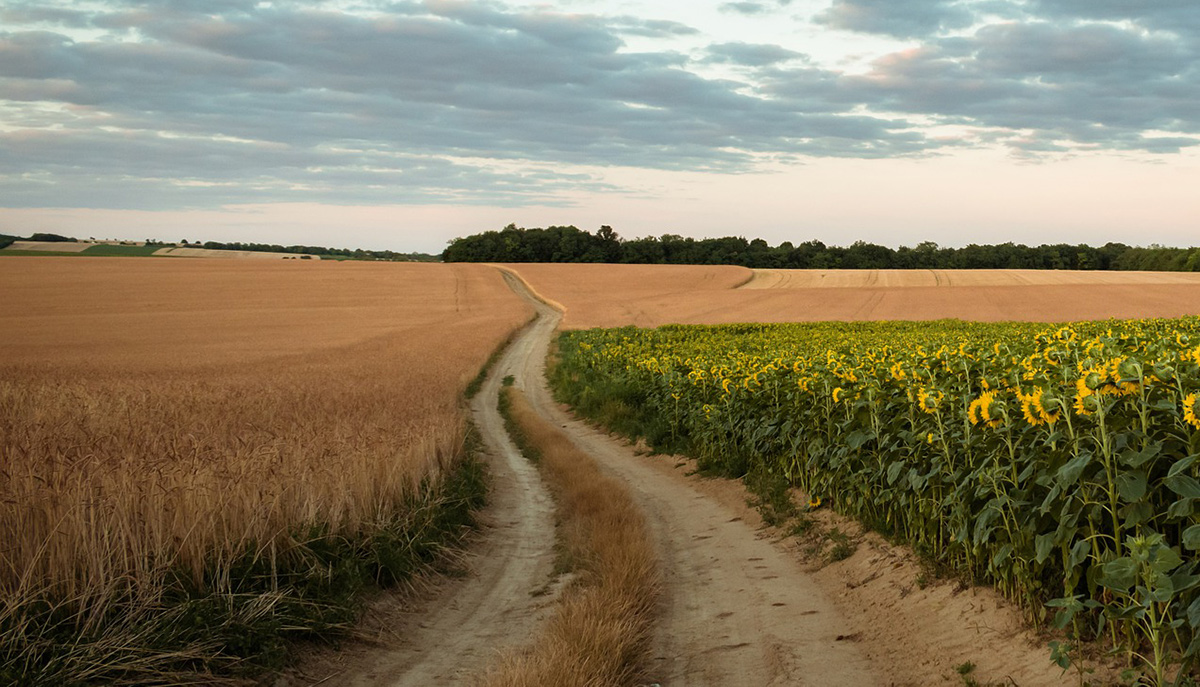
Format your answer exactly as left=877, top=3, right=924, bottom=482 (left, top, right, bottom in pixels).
left=551, top=317, right=1200, bottom=678
left=445, top=225, right=1200, bottom=272
left=744, top=466, right=799, bottom=527
left=81, top=244, right=163, bottom=256
left=199, top=240, right=437, bottom=262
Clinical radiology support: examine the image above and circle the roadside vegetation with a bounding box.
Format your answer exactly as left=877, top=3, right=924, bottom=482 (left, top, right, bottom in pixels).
left=480, top=385, right=658, bottom=687
left=552, top=317, right=1200, bottom=685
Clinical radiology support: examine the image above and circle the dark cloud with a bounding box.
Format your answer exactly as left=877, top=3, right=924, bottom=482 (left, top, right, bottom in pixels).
left=719, top=3, right=769, bottom=16
left=814, top=0, right=976, bottom=39
left=0, top=0, right=1197, bottom=211
left=827, top=19, right=1200, bottom=155
left=0, top=0, right=933, bottom=209
left=704, top=42, right=807, bottom=67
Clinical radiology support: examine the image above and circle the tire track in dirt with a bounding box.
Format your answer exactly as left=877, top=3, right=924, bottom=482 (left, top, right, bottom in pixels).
left=306, top=308, right=561, bottom=687
left=501, top=272, right=881, bottom=686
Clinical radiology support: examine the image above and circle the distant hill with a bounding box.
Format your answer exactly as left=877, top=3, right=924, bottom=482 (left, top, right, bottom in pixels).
left=0, top=234, right=439, bottom=262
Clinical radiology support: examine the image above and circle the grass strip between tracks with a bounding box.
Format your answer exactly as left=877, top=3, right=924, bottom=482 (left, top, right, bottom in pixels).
left=482, top=384, right=659, bottom=687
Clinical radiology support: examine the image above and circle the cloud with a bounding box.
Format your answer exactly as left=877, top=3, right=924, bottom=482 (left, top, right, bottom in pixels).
left=814, top=0, right=976, bottom=39
left=704, top=42, right=807, bottom=67
left=719, top=3, right=769, bottom=16
left=0, top=0, right=1198, bottom=212
left=830, top=20, right=1200, bottom=154
left=0, top=0, right=934, bottom=210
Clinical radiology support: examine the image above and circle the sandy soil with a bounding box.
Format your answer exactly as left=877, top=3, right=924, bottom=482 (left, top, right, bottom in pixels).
left=744, top=268, right=1200, bottom=289
left=511, top=263, right=1200, bottom=328
left=647, top=452, right=1120, bottom=685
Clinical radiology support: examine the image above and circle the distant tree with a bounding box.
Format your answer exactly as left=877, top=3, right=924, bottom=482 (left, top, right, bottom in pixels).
left=28, top=233, right=76, bottom=242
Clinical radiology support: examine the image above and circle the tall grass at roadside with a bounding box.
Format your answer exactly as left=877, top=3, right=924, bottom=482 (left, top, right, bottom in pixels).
left=478, top=387, right=658, bottom=687
left=0, top=359, right=488, bottom=684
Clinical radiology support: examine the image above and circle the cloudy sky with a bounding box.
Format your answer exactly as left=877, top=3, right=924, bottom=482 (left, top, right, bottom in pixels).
left=1, top=0, right=1197, bottom=252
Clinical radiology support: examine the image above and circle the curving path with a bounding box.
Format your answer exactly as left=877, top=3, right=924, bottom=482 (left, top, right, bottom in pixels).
left=326, top=286, right=561, bottom=686
left=500, top=269, right=880, bottom=686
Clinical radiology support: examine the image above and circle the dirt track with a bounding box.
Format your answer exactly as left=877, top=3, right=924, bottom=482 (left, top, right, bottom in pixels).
left=288, top=297, right=561, bottom=686
left=301, top=265, right=1097, bottom=685
left=504, top=275, right=881, bottom=685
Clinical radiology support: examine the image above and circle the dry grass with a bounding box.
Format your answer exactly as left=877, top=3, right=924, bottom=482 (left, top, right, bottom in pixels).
left=0, top=258, right=530, bottom=683
left=506, top=263, right=1200, bottom=327
left=479, top=388, right=659, bottom=687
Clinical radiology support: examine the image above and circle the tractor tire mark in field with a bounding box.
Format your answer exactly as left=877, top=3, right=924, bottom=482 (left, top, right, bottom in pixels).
left=500, top=271, right=881, bottom=686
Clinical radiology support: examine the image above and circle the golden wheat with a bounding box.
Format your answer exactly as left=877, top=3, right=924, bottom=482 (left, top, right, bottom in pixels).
left=0, top=258, right=530, bottom=681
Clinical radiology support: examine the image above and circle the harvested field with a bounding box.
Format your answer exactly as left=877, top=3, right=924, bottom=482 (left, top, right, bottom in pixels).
left=743, top=267, right=1200, bottom=288
left=508, top=264, right=1200, bottom=328
left=499, top=263, right=751, bottom=328
left=152, top=246, right=313, bottom=259
left=0, top=258, right=531, bottom=684
left=5, top=240, right=92, bottom=253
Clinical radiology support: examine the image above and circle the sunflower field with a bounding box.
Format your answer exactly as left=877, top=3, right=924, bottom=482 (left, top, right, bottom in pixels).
left=551, top=318, right=1200, bottom=683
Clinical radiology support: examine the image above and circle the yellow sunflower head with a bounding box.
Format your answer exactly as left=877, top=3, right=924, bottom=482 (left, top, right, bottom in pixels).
left=1184, top=393, right=1200, bottom=430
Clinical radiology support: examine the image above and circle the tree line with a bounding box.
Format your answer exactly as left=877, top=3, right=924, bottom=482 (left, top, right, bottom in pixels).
left=442, top=224, right=1200, bottom=271
left=193, top=241, right=438, bottom=262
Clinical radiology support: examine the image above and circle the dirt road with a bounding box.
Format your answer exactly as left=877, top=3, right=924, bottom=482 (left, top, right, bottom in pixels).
left=310, top=267, right=1077, bottom=686
left=309, top=303, right=561, bottom=686
left=501, top=271, right=881, bottom=686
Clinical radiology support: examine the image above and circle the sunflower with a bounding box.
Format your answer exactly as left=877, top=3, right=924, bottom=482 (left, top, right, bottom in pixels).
left=1018, top=390, right=1043, bottom=427
left=968, top=396, right=984, bottom=425
left=1030, top=387, right=1061, bottom=426
left=1184, top=393, right=1200, bottom=430
left=808, top=496, right=822, bottom=509
left=917, top=388, right=944, bottom=414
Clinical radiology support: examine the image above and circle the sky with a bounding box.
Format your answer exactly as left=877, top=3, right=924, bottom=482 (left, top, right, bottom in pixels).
left=0, top=0, right=1197, bottom=253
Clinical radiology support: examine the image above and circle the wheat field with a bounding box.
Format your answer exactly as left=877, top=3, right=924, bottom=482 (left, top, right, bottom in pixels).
left=0, top=258, right=530, bottom=684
